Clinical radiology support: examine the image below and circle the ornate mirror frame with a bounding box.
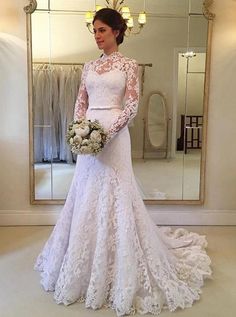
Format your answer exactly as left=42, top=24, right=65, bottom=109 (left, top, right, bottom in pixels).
left=24, top=0, right=215, bottom=205
left=144, top=91, right=169, bottom=158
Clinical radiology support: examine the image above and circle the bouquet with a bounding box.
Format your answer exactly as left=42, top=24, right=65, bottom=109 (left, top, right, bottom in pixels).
left=66, top=118, right=108, bottom=155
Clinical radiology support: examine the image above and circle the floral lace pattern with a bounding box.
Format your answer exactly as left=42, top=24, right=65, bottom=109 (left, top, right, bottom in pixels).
left=35, top=52, right=212, bottom=316
left=73, top=51, right=139, bottom=142
left=73, top=62, right=89, bottom=120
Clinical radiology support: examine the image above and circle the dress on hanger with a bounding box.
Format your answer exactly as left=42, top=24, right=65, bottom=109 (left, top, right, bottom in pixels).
left=34, top=51, right=212, bottom=316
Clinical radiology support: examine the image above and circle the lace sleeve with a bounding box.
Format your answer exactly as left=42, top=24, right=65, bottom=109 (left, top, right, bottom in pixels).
left=107, top=60, right=139, bottom=141
left=73, top=62, right=89, bottom=120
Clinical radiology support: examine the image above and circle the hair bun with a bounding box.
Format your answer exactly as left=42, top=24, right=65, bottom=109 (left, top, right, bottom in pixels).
left=93, top=8, right=127, bottom=45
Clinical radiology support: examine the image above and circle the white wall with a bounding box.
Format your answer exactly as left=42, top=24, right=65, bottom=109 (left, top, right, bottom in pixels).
left=0, top=0, right=236, bottom=225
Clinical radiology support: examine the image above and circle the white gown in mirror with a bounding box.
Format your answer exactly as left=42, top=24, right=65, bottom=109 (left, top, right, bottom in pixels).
left=34, top=51, right=212, bottom=316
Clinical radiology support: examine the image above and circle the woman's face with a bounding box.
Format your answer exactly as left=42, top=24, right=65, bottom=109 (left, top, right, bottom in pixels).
left=93, top=19, right=119, bottom=51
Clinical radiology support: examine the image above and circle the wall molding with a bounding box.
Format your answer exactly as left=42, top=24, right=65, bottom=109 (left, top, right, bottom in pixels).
left=0, top=209, right=236, bottom=226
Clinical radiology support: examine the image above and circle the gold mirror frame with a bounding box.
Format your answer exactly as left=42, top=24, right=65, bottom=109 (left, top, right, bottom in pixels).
left=24, top=0, right=215, bottom=205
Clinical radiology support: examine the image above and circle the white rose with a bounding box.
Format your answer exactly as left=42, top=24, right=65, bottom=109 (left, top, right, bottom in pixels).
left=81, top=139, right=89, bottom=146
left=90, top=130, right=102, bottom=143
left=92, top=142, right=100, bottom=150
left=75, top=126, right=90, bottom=137
left=72, top=124, right=80, bottom=131
left=80, top=146, right=91, bottom=154
left=74, top=135, right=82, bottom=145
left=69, top=137, right=74, bottom=145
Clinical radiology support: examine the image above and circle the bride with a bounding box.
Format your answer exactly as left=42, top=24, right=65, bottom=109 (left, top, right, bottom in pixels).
left=34, top=8, right=212, bottom=316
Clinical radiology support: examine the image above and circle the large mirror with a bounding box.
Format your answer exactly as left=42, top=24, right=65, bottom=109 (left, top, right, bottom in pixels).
left=24, top=0, right=215, bottom=204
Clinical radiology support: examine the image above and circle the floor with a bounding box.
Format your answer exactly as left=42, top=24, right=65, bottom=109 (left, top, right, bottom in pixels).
left=34, top=150, right=201, bottom=200
left=133, top=151, right=201, bottom=200
left=0, top=225, right=235, bottom=317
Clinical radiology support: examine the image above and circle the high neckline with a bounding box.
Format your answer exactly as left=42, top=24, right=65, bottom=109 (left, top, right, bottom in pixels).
left=101, top=51, right=122, bottom=59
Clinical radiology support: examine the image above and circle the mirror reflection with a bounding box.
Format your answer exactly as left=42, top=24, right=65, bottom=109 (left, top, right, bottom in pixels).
left=28, top=0, right=212, bottom=202
left=147, top=92, right=168, bottom=151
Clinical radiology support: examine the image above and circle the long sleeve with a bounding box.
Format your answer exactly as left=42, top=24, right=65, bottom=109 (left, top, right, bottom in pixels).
left=73, top=63, right=89, bottom=120
left=107, top=60, right=139, bottom=142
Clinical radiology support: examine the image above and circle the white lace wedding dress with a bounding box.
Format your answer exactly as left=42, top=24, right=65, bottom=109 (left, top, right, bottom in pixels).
left=34, top=51, right=212, bottom=316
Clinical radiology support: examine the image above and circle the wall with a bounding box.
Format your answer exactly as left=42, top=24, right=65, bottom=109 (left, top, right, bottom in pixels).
left=0, top=0, right=236, bottom=225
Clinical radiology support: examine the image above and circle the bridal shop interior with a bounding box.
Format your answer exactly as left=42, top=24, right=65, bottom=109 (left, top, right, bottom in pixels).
left=30, top=0, right=208, bottom=202
left=0, top=1, right=236, bottom=317
left=0, top=0, right=236, bottom=225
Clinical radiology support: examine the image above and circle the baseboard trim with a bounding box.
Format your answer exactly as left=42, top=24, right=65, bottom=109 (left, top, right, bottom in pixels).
left=0, top=209, right=236, bottom=226
left=149, top=209, right=236, bottom=225
left=131, top=150, right=143, bottom=159
left=131, top=151, right=167, bottom=159
left=0, top=211, right=58, bottom=226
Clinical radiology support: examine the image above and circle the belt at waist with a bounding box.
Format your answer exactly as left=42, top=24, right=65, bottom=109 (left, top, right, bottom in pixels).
left=88, top=106, right=121, bottom=110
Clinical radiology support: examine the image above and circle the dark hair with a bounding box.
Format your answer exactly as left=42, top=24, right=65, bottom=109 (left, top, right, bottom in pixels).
left=93, top=8, right=127, bottom=45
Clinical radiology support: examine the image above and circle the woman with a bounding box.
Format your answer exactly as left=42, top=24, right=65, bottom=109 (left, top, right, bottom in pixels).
left=34, top=8, right=212, bottom=316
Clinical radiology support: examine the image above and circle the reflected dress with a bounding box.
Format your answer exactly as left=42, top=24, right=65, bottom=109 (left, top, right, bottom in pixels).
left=34, top=51, right=212, bottom=316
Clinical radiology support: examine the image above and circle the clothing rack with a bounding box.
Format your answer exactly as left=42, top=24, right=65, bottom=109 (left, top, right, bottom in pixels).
left=33, top=61, right=153, bottom=95
left=33, top=61, right=152, bottom=67
left=33, top=61, right=85, bottom=66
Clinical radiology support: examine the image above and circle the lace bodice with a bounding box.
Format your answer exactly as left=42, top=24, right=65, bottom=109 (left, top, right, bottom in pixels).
left=73, top=51, right=139, bottom=141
